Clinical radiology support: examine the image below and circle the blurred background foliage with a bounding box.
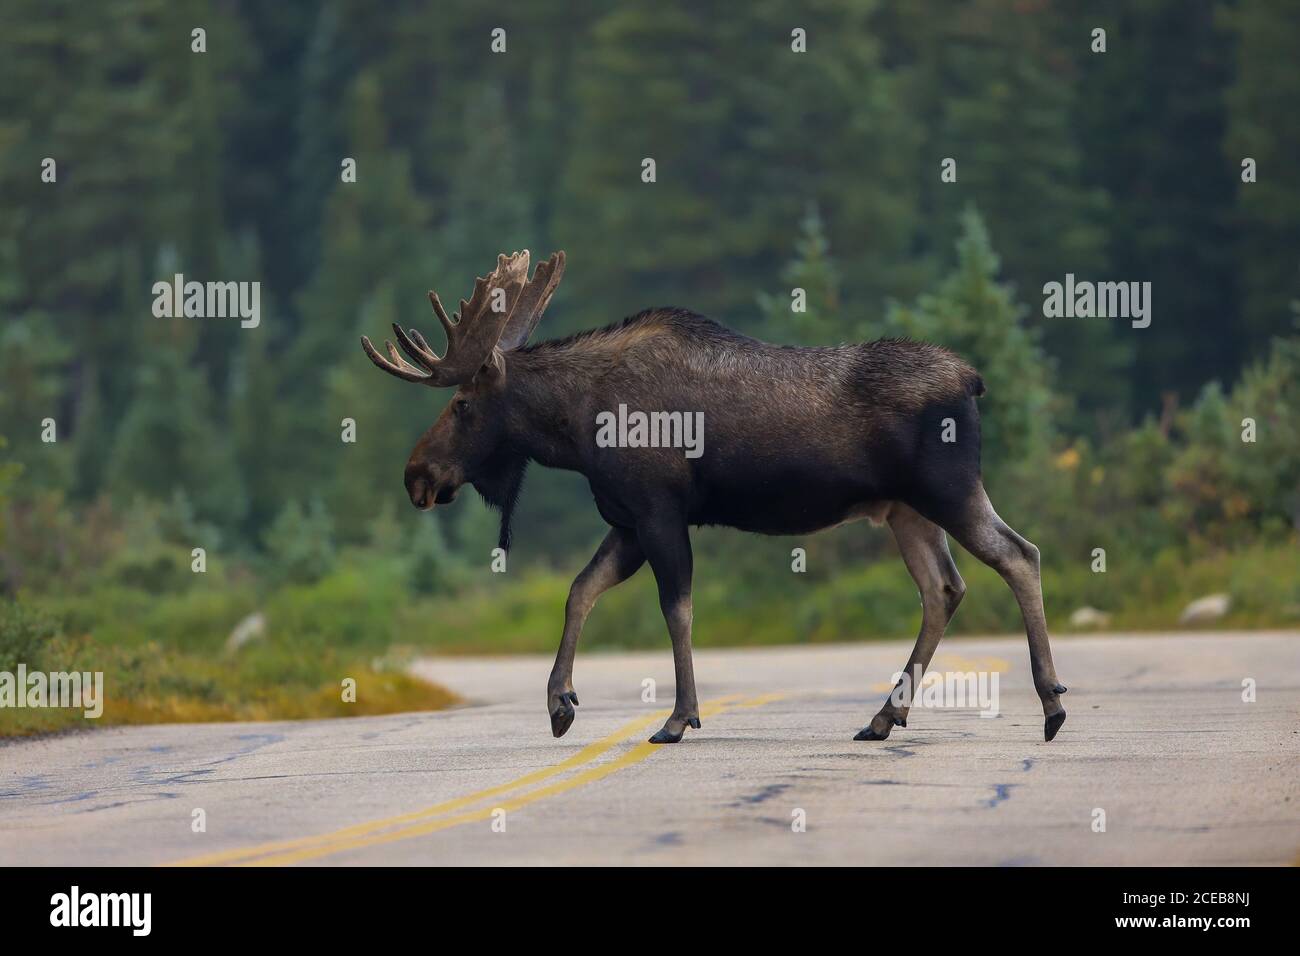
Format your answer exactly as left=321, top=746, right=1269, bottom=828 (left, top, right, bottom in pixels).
left=0, top=1, right=1297, bottom=729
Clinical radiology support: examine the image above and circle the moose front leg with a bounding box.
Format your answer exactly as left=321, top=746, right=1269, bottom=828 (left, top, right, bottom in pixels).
left=637, top=516, right=700, bottom=744
left=548, top=526, right=645, bottom=737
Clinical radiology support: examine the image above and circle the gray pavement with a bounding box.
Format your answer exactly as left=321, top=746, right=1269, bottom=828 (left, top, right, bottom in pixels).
left=1, top=631, right=1297, bottom=865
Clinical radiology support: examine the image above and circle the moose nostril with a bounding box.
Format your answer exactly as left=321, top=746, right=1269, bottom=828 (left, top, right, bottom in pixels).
left=407, top=475, right=432, bottom=509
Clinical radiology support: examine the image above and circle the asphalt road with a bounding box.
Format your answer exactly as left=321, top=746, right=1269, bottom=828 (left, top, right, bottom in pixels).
left=2, top=632, right=1297, bottom=866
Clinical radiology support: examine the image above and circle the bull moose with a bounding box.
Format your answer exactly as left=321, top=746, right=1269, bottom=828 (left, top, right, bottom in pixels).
left=362, top=250, right=1068, bottom=745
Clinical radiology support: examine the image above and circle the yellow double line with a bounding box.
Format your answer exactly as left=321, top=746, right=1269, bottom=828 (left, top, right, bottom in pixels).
left=171, top=691, right=783, bottom=866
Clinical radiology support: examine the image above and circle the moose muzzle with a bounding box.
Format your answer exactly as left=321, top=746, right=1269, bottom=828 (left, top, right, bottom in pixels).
left=406, top=473, right=434, bottom=511
left=405, top=468, right=459, bottom=511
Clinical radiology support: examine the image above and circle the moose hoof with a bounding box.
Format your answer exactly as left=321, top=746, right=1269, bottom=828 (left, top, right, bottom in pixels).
left=1044, top=710, right=1067, bottom=742
left=649, top=714, right=698, bottom=744
left=549, top=691, right=580, bottom=739
left=854, top=725, right=891, bottom=741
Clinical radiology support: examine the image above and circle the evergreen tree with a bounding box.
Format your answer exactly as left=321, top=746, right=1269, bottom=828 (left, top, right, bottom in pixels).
left=323, top=283, right=439, bottom=544
left=0, top=0, right=1292, bottom=585
left=290, top=0, right=357, bottom=292
left=0, top=0, right=254, bottom=504
left=438, top=81, right=534, bottom=281
left=262, top=498, right=336, bottom=585
left=1074, top=0, right=1237, bottom=416
left=556, top=1, right=921, bottom=336
left=885, top=208, right=1057, bottom=491
left=228, top=285, right=282, bottom=535
left=106, top=325, right=247, bottom=529
left=1222, top=1, right=1300, bottom=361
left=0, top=316, right=70, bottom=489
left=757, top=205, right=843, bottom=345
left=286, top=70, right=435, bottom=489
left=889, top=0, right=1120, bottom=428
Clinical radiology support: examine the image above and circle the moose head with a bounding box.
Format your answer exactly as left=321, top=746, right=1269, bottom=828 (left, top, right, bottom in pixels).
left=361, top=250, right=565, bottom=528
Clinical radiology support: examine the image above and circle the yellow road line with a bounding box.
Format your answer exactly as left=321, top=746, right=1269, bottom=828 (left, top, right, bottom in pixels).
left=243, top=692, right=783, bottom=866
left=170, top=693, right=751, bottom=867
left=735, top=691, right=786, bottom=708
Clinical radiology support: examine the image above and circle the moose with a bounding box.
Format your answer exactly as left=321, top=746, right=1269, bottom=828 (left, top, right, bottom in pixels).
left=362, top=250, right=1068, bottom=745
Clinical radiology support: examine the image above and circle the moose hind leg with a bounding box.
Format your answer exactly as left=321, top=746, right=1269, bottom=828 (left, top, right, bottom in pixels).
left=856, top=504, right=965, bottom=741
left=944, top=486, right=1067, bottom=741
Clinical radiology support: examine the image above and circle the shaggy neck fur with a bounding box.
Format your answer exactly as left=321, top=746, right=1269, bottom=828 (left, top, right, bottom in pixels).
left=474, top=341, right=604, bottom=550
left=471, top=452, right=528, bottom=552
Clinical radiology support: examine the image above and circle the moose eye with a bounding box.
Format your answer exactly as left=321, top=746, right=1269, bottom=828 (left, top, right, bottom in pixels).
left=453, top=398, right=470, bottom=417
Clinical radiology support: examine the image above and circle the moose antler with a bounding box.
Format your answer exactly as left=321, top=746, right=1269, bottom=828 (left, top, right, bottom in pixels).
left=362, top=250, right=563, bottom=387
left=498, top=251, right=565, bottom=351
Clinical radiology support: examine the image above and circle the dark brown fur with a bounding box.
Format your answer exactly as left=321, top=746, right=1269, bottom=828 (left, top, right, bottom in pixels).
left=366, top=254, right=1067, bottom=746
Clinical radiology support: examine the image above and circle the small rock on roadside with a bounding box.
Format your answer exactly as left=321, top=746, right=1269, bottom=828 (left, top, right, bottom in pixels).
left=1068, top=606, right=1111, bottom=628
left=1178, top=593, right=1231, bottom=625
left=225, top=611, right=266, bottom=653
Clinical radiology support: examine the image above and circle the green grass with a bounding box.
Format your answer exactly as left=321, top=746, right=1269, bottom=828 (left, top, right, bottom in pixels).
left=4, top=539, right=1293, bottom=738
left=0, top=636, right=458, bottom=737
left=414, top=540, right=1300, bottom=653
